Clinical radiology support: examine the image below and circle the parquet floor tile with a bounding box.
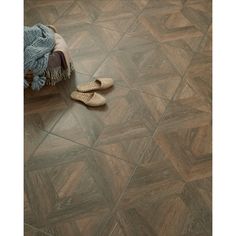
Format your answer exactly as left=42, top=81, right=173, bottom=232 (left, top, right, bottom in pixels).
left=24, top=0, right=74, bottom=26
left=100, top=143, right=211, bottom=234
left=24, top=224, right=50, bottom=236
left=92, top=0, right=148, bottom=33
left=100, top=77, right=212, bottom=235
left=24, top=86, right=68, bottom=132
left=106, top=191, right=211, bottom=236
left=94, top=43, right=182, bottom=99
left=184, top=26, right=212, bottom=106
left=24, top=0, right=212, bottom=235
left=25, top=133, right=135, bottom=234
left=146, top=0, right=211, bottom=34
left=52, top=82, right=169, bottom=163
left=52, top=0, right=97, bottom=25
left=54, top=21, right=122, bottom=74
left=24, top=115, right=48, bottom=161
left=152, top=82, right=211, bottom=181
left=114, top=19, right=157, bottom=50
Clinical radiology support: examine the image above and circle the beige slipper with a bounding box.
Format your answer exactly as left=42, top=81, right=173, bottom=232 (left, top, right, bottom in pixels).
left=77, top=77, right=113, bottom=92
left=70, top=91, right=106, bottom=107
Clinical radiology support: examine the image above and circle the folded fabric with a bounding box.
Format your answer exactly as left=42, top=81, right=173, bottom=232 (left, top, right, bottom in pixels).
left=44, top=33, right=74, bottom=86
left=24, top=23, right=55, bottom=90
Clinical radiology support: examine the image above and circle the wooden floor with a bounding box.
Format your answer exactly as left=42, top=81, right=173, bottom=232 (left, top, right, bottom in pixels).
left=24, top=0, right=212, bottom=235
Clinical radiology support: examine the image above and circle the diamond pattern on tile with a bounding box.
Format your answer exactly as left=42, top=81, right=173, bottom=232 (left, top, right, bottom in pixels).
left=95, top=43, right=182, bottom=99
left=25, top=133, right=135, bottom=233
left=52, top=87, right=168, bottom=163
left=24, top=0, right=212, bottom=234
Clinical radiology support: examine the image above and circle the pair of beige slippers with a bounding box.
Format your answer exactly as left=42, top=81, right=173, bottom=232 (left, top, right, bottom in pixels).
left=71, top=77, right=113, bottom=106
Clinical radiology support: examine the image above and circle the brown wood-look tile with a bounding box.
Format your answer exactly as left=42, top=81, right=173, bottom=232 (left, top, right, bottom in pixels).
left=24, top=0, right=212, bottom=235
left=92, top=0, right=147, bottom=33
left=94, top=12, right=135, bottom=33
left=24, top=85, right=68, bottom=132
left=54, top=22, right=122, bottom=74
left=140, top=9, right=202, bottom=43
left=114, top=19, right=156, bottom=50
left=146, top=0, right=184, bottom=9
left=157, top=96, right=211, bottom=132
left=55, top=23, right=122, bottom=53
left=183, top=0, right=212, bottom=33
left=150, top=123, right=211, bottom=183
left=51, top=99, right=106, bottom=147
left=42, top=216, right=110, bottom=236
left=52, top=87, right=168, bottom=163
left=161, top=39, right=197, bottom=75
left=25, top=133, right=135, bottom=233
left=24, top=116, right=47, bottom=161
left=100, top=159, right=190, bottom=236
left=145, top=0, right=211, bottom=34
left=199, top=24, right=212, bottom=56
left=53, top=0, right=97, bottom=25
left=24, top=0, right=74, bottom=26
left=24, top=224, right=50, bottom=236
left=185, top=53, right=212, bottom=106
left=152, top=97, right=211, bottom=182
left=110, top=197, right=209, bottom=236
left=122, top=160, right=185, bottom=207
left=101, top=161, right=211, bottom=235
left=94, top=43, right=182, bottom=99
left=181, top=177, right=212, bottom=235
left=25, top=133, right=89, bottom=171
left=173, top=78, right=200, bottom=101
left=25, top=192, right=37, bottom=227
left=92, top=0, right=149, bottom=13
left=183, top=26, right=212, bottom=106
left=149, top=77, right=212, bottom=184
left=137, top=1, right=209, bottom=77
left=24, top=86, right=67, bottom=114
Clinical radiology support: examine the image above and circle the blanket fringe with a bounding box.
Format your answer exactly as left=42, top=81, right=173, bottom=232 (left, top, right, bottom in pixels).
left=44, top=63, right=74, bottom=86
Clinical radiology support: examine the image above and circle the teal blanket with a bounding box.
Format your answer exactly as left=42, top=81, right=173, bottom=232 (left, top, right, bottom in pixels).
left=24, top=24, right=55, bottom=90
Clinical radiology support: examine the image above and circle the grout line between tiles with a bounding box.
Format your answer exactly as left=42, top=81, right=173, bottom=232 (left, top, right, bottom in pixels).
left=25, top=1, right=211, bottom=234
left=41, top=130, right=138, bottom=167
left=83, top=1, right=150, bottom=86
left=108, top=223, right=119, bottom=236
left=99, top=164, right=139, bottom=235
left=74, top=61, right=174, bottom=102
left=32, top=2, right=155, bottom=170
left=152, top=24, right=212, bottom=138
left=27, top=131, right=49, bottom=160
left=51, top=0, right=77, bottom=25
left=99, top=147, right=151, bottom=236
left=27, top=108, right=67, bottom=160
left=24, top=223, right=53, bottom=236
left=98, top=12, right=212, bottom=236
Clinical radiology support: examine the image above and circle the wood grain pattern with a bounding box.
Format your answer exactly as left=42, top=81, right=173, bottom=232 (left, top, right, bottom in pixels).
left=94, top=43, right=182, bottom=99
left=54, top=22, right=122, bottom=74
left=24, top=0, right=74, bottom=26
left=25, top=0, right=212, bottom=235
left=51, top=86, right=168, bottom=163
left=25, top=134, right=135, bottom=234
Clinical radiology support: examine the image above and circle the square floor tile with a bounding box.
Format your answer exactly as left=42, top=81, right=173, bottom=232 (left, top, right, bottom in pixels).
left=24, top=85, right=68, bottom=132
left=24, top=0, right=73, bottom=26
left=52, top=86, right=168, bottom=163
left=25, top=134, right=135, bottom=232
left=94, top=43, right=182, bottom=99
left=54, top=22, right=122, bottom=74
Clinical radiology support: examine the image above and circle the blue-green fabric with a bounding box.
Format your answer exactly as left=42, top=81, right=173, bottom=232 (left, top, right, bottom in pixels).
left=24, top=24, right=55, bottom=90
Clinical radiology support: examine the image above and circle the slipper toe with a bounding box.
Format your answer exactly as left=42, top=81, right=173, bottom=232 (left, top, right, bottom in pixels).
left=77, top=77, right=113, bottom=92
left=70, top=91, right=106, bottom=107
left=96, top=77, right=113, bottom=90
